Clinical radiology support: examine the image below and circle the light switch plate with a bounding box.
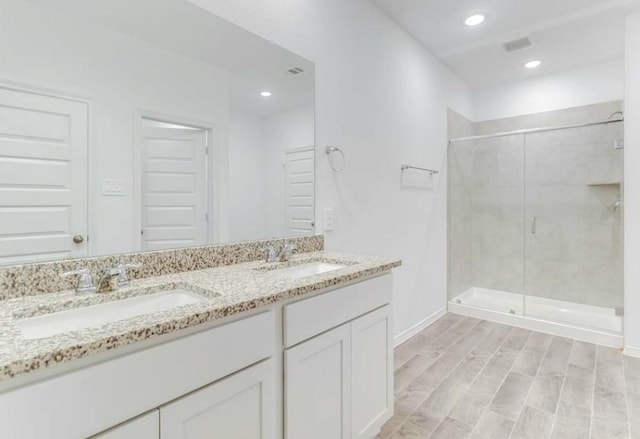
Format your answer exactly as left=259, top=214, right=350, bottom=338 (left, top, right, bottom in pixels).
left=324, top=208, right=335, bottom=231
left=102, top=178, right=125, bottom=196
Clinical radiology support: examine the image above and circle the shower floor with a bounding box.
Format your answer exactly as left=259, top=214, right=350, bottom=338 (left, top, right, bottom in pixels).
left=450, top=287, right=622, bottom=341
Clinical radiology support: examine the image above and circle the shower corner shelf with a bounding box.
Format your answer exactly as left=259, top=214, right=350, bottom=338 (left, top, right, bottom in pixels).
left=586, top=181, right=621, bottom=187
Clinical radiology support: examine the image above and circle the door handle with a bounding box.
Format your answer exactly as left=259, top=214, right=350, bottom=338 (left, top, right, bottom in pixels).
left=73, top=235, right=85, bottom=244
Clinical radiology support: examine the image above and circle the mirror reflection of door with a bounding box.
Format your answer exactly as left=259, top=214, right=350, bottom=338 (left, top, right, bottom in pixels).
left=0, top=85, right=88, bottom=265
left=140, top=119, right=208, bottom=251
left=284, top=147, right=315, bottom=236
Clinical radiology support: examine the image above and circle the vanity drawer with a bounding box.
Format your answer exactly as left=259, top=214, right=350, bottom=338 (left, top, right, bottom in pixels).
left=283, top=273, right=392, bottom=347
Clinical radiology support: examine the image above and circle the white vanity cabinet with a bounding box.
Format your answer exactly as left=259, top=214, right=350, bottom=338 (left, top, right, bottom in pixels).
left=284, top=274, right=393, bottom=439
left=93, top=411, right=159, bottom=439
left=160, top=359, right=277, bottom=439
left=0, top=272, right=395, bottom=439
left=285, top=323, right=351, bottom=439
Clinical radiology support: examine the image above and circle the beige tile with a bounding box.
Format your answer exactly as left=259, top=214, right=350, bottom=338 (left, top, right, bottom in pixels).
left=526, top=373, right=564, bottom=414
left=555, top=400, right=591, bottom=428
left=510, top=406, right=554, bottom=439
left=560, top=365, right=594, bottom=408
left=593, top=390, right=628, bottom=424
left=591, top=417, right=630, bottom=439
left=413, top=351, right=464, bottom=390
left=569, top=341, right=596, bottom=371
left=489, top=372, right=533, bottom=420
left=450, top=353, right=491, bottom=384
left=550, top=421, right=589, bottom=439
left=394, top=351, right=441, bottom=394
left=538, top=337, right=573, bottom=376
left=481, top=347, right=519, bottom=381
left=429, top=417, right=472, bottom=439
left=470, top=411, right=514, bottom=439
left=388, top=421, right=431, bottom=439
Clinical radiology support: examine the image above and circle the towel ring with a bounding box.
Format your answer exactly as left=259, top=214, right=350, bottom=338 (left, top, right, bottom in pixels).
left=325, top=146, right=345, bottom=173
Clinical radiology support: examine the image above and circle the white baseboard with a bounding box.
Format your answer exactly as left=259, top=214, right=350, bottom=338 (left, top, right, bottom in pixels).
left=393, top=307, right=446, bottom=347
left=624, top=345, right=640, bottom=358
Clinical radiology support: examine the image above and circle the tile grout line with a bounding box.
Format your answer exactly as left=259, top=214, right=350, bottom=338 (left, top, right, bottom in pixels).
left=466, top=327, right=530, bottom=438
left=503, top=332, right=553, bottom=439
left=509, top=335, right=556, bottom=437
left=423, top=323, right=517, bottom=439
left=383, top=317, right=485, bottom=438
left=398, top=319, right=508, bottom=438
left=422, top=323, right=514, bottom=437
left=546, top=338, right=577, bottom=439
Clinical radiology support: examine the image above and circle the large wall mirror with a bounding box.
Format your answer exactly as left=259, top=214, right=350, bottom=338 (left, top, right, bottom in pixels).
left=0, top=0, right=316, bottom=266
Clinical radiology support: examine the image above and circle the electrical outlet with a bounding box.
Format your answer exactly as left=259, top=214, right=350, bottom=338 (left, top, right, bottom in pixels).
left=102, top=178, right=125, bottom=196
left=324, top=208, right=335, bottom=231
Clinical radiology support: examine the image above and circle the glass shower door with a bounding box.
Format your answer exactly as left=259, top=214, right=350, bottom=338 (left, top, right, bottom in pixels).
left=448, top=134, right=526, bottom=315
left=523, top=124, right=624, bottom=333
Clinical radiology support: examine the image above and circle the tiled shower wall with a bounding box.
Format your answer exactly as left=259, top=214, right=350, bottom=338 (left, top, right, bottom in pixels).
left=448, top=101, right=624, bottom=309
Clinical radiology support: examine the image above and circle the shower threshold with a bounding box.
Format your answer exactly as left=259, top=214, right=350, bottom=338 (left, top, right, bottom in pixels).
left=449, top=287, right=623, bottom=348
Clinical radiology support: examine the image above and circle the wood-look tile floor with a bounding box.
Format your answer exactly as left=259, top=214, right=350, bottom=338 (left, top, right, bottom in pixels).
left=377, top=313, right=640, bottom=439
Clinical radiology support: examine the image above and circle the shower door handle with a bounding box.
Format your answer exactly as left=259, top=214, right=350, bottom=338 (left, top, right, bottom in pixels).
left=530, top=216, right=537, bottom=234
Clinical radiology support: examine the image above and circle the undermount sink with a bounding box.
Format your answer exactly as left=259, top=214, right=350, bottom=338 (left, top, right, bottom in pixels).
left=15, top=289, right=205, bottom=340
left=270, top=262, right=347, bottom=279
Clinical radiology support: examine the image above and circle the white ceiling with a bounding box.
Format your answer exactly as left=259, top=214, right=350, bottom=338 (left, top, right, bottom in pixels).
left=27, top=0, right=314, bottom=116
left=372, top=0, right=640, bottom=89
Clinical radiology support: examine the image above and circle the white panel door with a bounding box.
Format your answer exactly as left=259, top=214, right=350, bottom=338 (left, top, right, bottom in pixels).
left=284, top=147, right=314, bottom=235
left=0, top=86, right=88, bottom=265
left=141, top=126, right=207, bottom=251
left=351, top=305, right=394, bottom=439
left=92, top=411, right=159, bottom=439
left=285, top=323, right=350, bottom=439
left=160, top=359, right=277, bottom=439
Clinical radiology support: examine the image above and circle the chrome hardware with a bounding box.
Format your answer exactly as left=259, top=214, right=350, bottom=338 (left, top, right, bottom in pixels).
left=115, top=263, right=142, bottom=288
left=72, top=235, right=84, bottom=244
left=61, top=268, right=97, bottom=295
left=277, top=243, right=297, bottom=262
left=400, top=164, right=439, bottom=175
left=263, top=246, right=278, bottom=263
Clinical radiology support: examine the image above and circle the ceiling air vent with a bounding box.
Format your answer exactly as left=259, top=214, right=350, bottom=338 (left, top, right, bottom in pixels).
left=502, top=36, right=534, bottom=53
left=285, top=67, right=305, bottom=76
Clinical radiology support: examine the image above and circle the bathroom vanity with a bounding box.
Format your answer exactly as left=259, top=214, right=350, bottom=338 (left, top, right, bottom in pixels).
left=0, top=241, right=400, bottom=439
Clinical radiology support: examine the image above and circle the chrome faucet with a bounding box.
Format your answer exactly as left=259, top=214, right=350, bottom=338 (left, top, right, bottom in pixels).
left=277, top=243, right=297, bottom=262
left=262, top=243, right=297, bottom=263
left=61, top=268, right=98, bottom=295
left=60, top=263, right=142, bottom=295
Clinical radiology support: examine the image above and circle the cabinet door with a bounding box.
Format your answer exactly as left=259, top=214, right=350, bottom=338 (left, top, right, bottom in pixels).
left=351, top=305, right=393, bottom=439
left=160, top=359, right=277, bottom=439
left=285, top=323, right=350, bottom=439
left=92, top=410, right=159, bottom=439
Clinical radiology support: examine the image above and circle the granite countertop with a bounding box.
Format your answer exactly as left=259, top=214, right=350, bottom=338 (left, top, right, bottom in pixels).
left=0, top=251, right=400, bottom=382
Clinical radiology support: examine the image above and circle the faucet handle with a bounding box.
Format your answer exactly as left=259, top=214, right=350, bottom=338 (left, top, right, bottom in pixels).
left=262, top=246, right=278, bottom=263
left=61, top=269, right=97, bottom=295
left=115, top=263, right=142, bottom=288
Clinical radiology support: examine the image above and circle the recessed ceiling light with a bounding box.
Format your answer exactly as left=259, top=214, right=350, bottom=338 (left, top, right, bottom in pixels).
left=465, top=14, right=485, bottom=26
left=260, top=91, right=272, bottom=97
left=524, top=60, right=542, bottom=69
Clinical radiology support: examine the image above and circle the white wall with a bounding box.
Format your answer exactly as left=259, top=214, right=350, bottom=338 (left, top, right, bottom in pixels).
left=625, top=14, right=640, bottom=354
left=227, top=112, right=267, bottom=242
left=474, top=58, right=625, bottom=121
left=1, top=0, right=230, bottom=256
left=188, top=0, right=474, bottom=339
